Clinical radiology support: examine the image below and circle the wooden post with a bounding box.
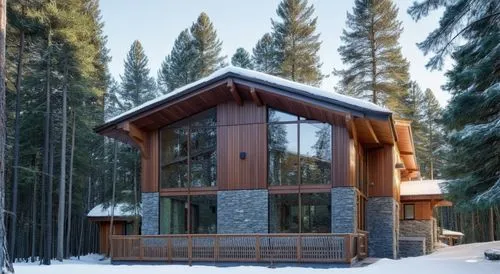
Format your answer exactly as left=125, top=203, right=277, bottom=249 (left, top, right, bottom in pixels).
left=139, top=237, right=144, bottom=260
left=296, top=235, right=301, bottom=263
left=188, top=235, right=192, bottom=266
left=167, top=237, right=172, bottom=263
left=344, top=235, right=351, bottom=263
left=213, top=235, right=218, bottom=262
left=255, top=235, right=261, bottom=261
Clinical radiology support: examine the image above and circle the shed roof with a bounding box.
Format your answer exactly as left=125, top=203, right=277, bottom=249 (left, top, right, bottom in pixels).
left=442, top=229, right=464, bottom=237
left=87, top=203, right=141, bottom=218
left=400, top=180, right=446, bottom=196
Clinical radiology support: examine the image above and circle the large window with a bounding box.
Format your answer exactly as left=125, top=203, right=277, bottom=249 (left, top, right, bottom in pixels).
left=268, top=108, right=332, bottom=186
left=160, top=108, right=217, bottom=189
left=160, top=195, right=217, bottom=234
left=269, top=192, right=331, bottom=233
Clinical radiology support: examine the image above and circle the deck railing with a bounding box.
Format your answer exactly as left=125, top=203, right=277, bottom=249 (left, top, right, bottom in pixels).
left=111, top=232, right=368, bottom=264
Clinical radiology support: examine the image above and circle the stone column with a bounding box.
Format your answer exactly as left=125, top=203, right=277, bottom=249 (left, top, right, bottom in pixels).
left=399, top=219, right=434, bottom=254
left=141, top=192, right=159, bottom=235
left=331, top=187, right=357, bottom=233
left=217, top=189, right=268, bottom=234
left=366, top=197, right=398, bottom=258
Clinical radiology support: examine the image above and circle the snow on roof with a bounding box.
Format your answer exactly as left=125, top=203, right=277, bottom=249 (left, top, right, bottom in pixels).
left=442, top=229, right=464, bottom=237
left=400, top=180, right=446, bottom=196
left=87, top=203, right=141, bottom=218
left=105, top=66, right=390, bottom=124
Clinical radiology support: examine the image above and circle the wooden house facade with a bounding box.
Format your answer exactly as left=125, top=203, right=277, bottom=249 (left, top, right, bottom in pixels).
left=95, top=66, right=439, bottom=263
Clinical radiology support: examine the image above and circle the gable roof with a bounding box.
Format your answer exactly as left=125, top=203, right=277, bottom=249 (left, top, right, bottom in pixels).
left=96, top=66, right=391, bottom=133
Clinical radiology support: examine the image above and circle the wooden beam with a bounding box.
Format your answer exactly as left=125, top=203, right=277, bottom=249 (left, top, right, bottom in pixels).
left=227, top=79, right=243, bottom=106
left=118, top=122, right=148, bottom=159
left=249, top=87, right=263, bottom=106
left=345, top=114, right=357, bottom=140
left=400, top=151, right=414, bottom=155
left=365, top=120, right=380, bottom=144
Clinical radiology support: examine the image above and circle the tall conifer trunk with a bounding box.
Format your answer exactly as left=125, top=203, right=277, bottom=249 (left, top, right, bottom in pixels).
left=9, top=29, right=25, bottom=262
left=65, top=111, right=76, bottom=258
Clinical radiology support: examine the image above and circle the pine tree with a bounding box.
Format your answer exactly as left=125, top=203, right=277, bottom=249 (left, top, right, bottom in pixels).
left=190, top=12, right=225, bottom=78
left=336, top=0, right=409, bottom=115
left=271, top=0, right=323, bottom=85
left=157, top=29, right=197, bottom=93
left=420, top=88, right=444, bottom=180
left=404, top=81, right=426, bottom=172
left=409, top=0, right=500, bottom=206
left=120, top=40, right=157, bottom=109
left=231, top=47, right=253, bottom=69
left=252, top=33, right=278, bottom=74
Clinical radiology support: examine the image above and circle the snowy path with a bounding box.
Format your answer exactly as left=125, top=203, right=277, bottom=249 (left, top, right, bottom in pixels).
left=14, top=241, right=500, bottom=274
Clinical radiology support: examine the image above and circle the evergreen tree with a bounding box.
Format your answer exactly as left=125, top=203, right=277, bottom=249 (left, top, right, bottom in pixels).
left=252, top=33, right=278, bottom=74
left=231, top=47, right=253, bottom=69
left=120, top=40, right=156, bottom=109
left=157, top=29, right=197, bottom=93
left=190, top=12, right=225, bottom=78
left=409, top=0, right=500, bottom=206
left=404, top=81, right=426, bottom=171
left=420, top=88, right=444, bottom=180
left=336, top=0, right=409, bottom=115
left=271, top=0, right=323, bottom=85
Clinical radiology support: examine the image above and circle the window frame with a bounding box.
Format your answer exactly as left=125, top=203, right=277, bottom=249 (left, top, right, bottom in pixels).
left=267, top=107, right=333, bottom=190
left=159, top=108, right=217, bottom=192
left=403, top=204, right=416, bottom=220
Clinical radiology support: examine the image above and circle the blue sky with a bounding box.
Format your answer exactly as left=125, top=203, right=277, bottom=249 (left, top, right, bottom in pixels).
left=100, top=0, right=450, bottom=106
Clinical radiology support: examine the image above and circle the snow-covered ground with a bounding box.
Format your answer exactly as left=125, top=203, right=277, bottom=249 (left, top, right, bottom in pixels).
left=14, top=241, right=500, bottom=274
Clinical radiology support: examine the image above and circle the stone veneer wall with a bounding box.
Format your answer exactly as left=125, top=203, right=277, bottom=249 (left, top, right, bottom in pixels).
left=399, top=237, right=426, bottom=257
left=367, top=197, right=398, bottom=258
left=400, top=219, right=434, bottom=254
left=141, top=192, right=159, bottom=235
left=331, top=187, right=357, bottom=233
left=217, top=189, right=268, bottom=234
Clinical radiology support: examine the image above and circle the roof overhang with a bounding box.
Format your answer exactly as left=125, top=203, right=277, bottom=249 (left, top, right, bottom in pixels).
left=394, top=119, right=419, bottom=179
left=95, top=67, right=395, bottom=146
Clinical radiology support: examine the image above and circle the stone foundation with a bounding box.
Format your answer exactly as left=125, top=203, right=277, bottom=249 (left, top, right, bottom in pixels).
left=366, top=197, right=398, bottom=258
left=217, top=190, right=268, bottom=234
left=399, top=237, right=426, bottom=257
left=141, top=192, right=159, bottom=235
left=400, top=219, right=434, bottom=254
left=331, top=187, right=357, bottom=233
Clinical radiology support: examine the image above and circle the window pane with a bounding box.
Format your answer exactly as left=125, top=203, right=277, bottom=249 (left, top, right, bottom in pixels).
left=301, top=193, right=331, bottom=233
left=160, top=196, right=188, bottom=234
left=269, top=194, right=299, bottom=233
left=268, top=108, right=297, bottom=122
left=190, top=127, right=217, bottom=187
left=268, top=124, right=298, bottom=186
left=161, top=127, right=188, bottom=188
left=190, top=108, right=216, bottom=127
left=300, top=123, right=331, bottom=185
left=190, top=195, right=217, bottom=234
left=404, top=204, right=415, bottom=220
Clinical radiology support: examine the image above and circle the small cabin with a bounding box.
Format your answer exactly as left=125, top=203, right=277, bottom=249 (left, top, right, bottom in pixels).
left=95, top=66, right=451, bottom=263
left=87, top=203, right=141, bottom=255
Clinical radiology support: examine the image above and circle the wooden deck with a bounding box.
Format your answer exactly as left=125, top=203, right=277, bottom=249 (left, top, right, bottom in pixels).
left=111, top=232, right=368, bottom=264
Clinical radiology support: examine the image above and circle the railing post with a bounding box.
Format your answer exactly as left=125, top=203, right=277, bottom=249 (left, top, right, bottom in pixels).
left=255, top=235, right=261, bottom=262
left=139, top=237, right=144, bottom=260
left=167, top=237, right=172, bottom=263
left=188, top=235, right=192, bottom=266
left=344, top=234, right=351, bottom=263
left=214, top=235, right=219, bottom=262
left=296, top=235, right=301, bottom=263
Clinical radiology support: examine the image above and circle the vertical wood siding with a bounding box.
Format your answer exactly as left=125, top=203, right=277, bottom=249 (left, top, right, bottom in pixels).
left=332, top=124, right=354, bottom=187
left=141, top=130, right=159, bottom=192
left=366, top=145, right=394, bottom=197
left=217, top=101, right=267, bottom=190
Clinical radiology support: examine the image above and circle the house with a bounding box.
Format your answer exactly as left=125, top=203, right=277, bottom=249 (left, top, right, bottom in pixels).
left=87, top=203, right=141, bottom=255
left=95, top=66, right=447, bottom=263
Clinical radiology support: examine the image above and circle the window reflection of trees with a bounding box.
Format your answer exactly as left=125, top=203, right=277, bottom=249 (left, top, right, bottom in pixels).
left=160, top=108, right=217, bottom=188
left=268, top=108, right=332, bottom=186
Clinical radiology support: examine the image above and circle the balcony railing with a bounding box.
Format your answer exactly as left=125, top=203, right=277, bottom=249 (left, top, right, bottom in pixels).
left=110, top=232, right=368, bottom=264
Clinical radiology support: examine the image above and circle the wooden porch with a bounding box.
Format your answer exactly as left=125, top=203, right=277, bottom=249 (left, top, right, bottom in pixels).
left=110, top=232, right=368, bottom=264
